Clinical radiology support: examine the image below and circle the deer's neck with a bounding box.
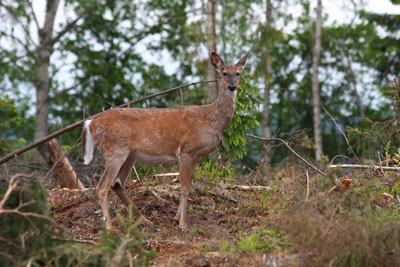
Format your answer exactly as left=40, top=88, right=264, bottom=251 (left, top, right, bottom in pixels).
left=208, top=87, right=237, bottom=132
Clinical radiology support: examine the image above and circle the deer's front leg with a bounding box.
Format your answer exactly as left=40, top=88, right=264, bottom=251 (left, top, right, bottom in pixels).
left=176, top=154, right=196, bottom=229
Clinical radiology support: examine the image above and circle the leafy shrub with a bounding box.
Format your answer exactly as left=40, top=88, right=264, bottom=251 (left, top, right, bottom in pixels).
left=221, top=74, right=261, bottom=161
left=0, top=177, right=56, bottom=266
left=0, top=96, right=26, bottom=156
left=218, top=229, right=287, bottom=254
left=194, top=157, right=234, bottom=187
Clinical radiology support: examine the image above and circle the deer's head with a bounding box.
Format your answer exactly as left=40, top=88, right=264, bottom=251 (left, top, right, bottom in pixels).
left=211, top=51, right=250, bottom=92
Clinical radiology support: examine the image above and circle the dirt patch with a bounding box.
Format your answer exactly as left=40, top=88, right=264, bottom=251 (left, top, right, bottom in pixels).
left=47, top=178, right=296, bottom=266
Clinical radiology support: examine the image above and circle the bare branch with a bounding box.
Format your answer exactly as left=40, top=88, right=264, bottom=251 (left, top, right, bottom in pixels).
left=27, top=0, right=40, bottom=31
left=0, top=173, right=32, bottom=209
left=50, top=15, right=85, bottom=46
left=246, top=134, right=328, bottom=176
left=0, top=2, right=37, bottom=46
left=329, top=164, right=400, bottom=171
left=0, top=54, right=28, bottom=65
left=0, top=173, right=57, bottom=224
left=306, top=171, right=310, bottom=201
left=50, top=82, right=83, bottom=101
left=321, top=105, right=360, bottom=162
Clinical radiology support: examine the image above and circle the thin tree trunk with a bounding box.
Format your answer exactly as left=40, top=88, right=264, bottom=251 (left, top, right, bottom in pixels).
left=311, top=0, right=323, bottom=161
left=206, top=0, right=218, bottom=103
left=258, top=0, right=273, bottom=174
left=34, top=0, right=82, bottom=189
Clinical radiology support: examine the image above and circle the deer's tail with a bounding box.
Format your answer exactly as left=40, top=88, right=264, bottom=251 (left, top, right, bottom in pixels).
left=82, top=120, right=94, bottom=165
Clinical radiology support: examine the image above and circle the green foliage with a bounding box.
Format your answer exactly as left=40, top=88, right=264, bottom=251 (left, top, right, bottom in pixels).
left=0, top=96, right=26, bottom=155
left=0, top=178, right=156, bottom=266
left=0, top=178, right=56, bottom=266
left=221, top=74, right=261, bottom=161
left=194, top=157, right=234, bottom=186
left=347, top=119, right=400, bottom=160
left=218, top=229, right=287, bottom=254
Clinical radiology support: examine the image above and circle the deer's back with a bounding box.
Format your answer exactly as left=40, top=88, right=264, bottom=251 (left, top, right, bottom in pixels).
left=89, top=107, right=216, bottom=160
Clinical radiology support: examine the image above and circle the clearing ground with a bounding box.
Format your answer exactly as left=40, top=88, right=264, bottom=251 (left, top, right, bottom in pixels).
left=47, top=174, right=300, bottom=266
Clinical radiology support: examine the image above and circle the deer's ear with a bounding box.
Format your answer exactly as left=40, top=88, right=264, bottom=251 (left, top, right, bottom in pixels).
left=235, top=50, right=250, bottom=71
left=211, top=52, right=225, bottom=71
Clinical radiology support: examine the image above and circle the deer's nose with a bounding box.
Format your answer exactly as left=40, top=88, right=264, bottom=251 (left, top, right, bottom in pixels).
left=228, top=85, right=236, bottom=91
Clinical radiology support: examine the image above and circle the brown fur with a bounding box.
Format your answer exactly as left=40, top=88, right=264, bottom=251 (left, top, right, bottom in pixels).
left=82, top=51, right=249, bottom=229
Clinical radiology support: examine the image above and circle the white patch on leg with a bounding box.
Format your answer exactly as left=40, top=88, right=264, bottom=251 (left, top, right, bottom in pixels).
left=83, top=120, right=94, bottom=165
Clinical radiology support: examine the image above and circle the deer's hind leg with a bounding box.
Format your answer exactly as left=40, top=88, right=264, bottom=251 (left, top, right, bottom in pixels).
left=111, top=153, right=152, bottom=225
left=97, top=151, right=129, bottom=230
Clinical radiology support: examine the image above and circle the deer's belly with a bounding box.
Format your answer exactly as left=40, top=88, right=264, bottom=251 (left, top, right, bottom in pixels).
left=133, top=151, right=177, bottom=165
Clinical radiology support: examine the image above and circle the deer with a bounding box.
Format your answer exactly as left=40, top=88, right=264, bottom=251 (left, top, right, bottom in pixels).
left=81, top=51, right=250, bottom=230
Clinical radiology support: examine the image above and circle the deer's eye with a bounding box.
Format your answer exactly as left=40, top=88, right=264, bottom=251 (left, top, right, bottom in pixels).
left=223, top=72, right=227, bottom=76
left=236, top=72, right=240, bottom=76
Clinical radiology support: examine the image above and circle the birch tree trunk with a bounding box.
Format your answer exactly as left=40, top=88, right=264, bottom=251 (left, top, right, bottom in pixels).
left=311, top=0, right=323, bottom=161
left=34, top=0, right=83, bottom=189
left=258, top=0, right=273, bottom=174
left=206, top=0, right=218, bottom=103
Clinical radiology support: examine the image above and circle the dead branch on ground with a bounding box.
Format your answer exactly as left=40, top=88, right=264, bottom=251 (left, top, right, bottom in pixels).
left=329, top=164, right=400, bottom=171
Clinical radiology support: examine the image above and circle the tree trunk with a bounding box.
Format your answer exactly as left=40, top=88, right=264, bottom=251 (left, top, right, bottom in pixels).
left=311, top=0, right=323, bottom=161
left=206, top=0, right=218, bottom=103
left=258, top=0, right=273, bottom=174
left=35, top=0, right=83, bottom=190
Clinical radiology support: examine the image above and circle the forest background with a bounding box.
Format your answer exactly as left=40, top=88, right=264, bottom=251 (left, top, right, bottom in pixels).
left=3, top=0, right=400, bottom=265
left=1, top=0, right=400, bottom=175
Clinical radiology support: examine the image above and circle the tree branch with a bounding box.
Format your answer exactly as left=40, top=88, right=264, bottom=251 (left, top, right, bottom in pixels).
left=321, top=105, right=360, bottom=162
left=0, top=2, right=36, bottom=46
left=50, top=15, right=85, bottom=46
left=0, top=173, right=57, bottom=224
left=49, top=81, right=83, bottom=101
left=27, top=0, right=40, bottom=31
left=246, top=134, right=328, bottom=176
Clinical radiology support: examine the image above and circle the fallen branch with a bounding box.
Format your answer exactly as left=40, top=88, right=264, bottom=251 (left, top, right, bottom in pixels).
left=230, top=185, right=271, bottom=191
left=306, top=171, right=310, bottom=202
left=246, top=134, right=328, bottom=176
left=329, top=164, right=400, bottom=171
left=152, top=173, right=179, bottom=178
left=0, top=79, right=218, bottom=165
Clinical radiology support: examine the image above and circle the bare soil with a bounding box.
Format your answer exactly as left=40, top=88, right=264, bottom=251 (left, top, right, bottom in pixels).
left=47, top=177, right=281, bottom=266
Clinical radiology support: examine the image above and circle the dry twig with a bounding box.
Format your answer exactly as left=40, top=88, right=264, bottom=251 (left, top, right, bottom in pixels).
left=321, top=105, right=360, bottom=162
left=0, top=173, right=57, bottom=224
left=132, top=165, right=166, bottom=203
left=246, top=134, right=327, bottom=176
left=306, top=171, right=310, bottom=202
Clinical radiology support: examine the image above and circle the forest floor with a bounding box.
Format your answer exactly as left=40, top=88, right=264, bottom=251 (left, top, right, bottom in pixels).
left=6, top=152, right=400, bottom=266
left=47, top=173, right=300, bottom=266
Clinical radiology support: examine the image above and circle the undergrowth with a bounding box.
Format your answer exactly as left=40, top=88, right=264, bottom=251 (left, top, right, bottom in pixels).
left=0, top=177, right=156, bottom=266
left=263, top=167, right=400, bottom=266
